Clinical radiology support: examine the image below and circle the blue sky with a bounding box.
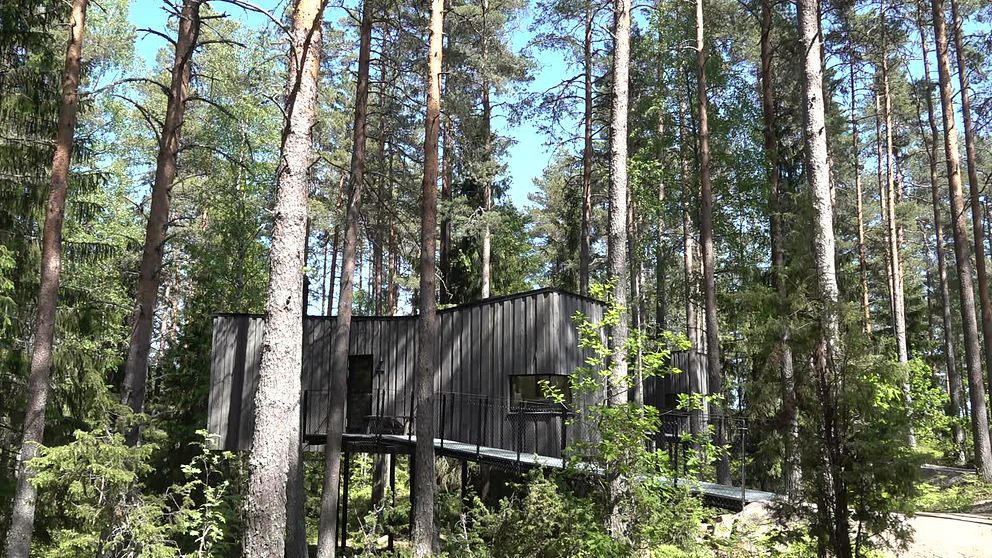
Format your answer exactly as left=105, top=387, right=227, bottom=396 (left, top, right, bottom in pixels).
left=127, top=0, right=571, bottom=210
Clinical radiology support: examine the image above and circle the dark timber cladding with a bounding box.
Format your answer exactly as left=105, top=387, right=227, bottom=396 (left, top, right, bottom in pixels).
left=207, top=289, right=608, bottom=451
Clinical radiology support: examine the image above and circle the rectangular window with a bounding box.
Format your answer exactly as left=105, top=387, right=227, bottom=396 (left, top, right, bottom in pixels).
left=509, top=374, right=571, bottom=412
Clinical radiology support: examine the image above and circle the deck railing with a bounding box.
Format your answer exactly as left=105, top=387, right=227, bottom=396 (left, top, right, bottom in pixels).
left=302, top=390, right=752, bottom=499
left=302, top=389, right=572, bottom=463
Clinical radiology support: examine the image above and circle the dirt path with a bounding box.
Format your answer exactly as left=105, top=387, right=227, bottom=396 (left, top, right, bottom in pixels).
left=884, top=512, right=992, bottom=558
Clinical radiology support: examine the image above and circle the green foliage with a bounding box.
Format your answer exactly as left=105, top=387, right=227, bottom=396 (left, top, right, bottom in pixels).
left=914, top=474, right=992, bottom=513
left=904, top=359, right=957, bottom=460
left=29, top=428, right=242, bottom=557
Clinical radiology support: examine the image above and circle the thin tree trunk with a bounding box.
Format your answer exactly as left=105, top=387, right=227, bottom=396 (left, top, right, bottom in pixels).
left=606, top=0, right=631, bottom=540
left=880, top=17, right=915, bottom=447
left=656, top=96, right=667, bottom=333
left=480, top=0, right=492, bottom=299
left=316, top=2, right=372, bottom=555
left=679, top=85, right=702, bottom=436
left=949, top=0, right=992, bottom=401
left=388, top=185, right=399, bottom=313
left=629, top=187, right=643, bottom=405
left=797, top=0, right=853, bottom=554
left=121, top=0, right=201, bottom=446
left=322, top=233, right=329, bottom=312
left=849, top=53, right=872, bottom=335
left=875, top=93, right=895, bottom=323
left=245, top=0, right=325, bottom=555
left=914, top=0, right=966, bottom=465
left=4, top=2, right=87, bottom=555
left=695, top=0, right=729, bottom=486
left=580, top=0, right=593, bottom=295
left=760, top=0, right=799, bottom=500
left=881, top=45, right=907, bottom=364
left=930, top=0, right=992, bottom=482
left=439, top=115, right=452, bottom=304
left=412, top=0, right=444, bottom=553
left=326, top=175, right=345, bottom=316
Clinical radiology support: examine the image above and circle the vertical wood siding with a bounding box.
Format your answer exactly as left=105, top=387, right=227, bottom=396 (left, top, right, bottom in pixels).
left=207, top=290, right=644, bottom=454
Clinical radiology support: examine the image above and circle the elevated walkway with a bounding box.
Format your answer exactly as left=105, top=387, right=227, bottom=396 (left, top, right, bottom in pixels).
left=312, top=432, right=778, bottom=511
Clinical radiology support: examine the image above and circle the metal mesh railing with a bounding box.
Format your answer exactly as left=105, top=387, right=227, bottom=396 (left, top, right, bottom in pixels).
left=653, top=411, right=750, bottom=502
left=302, top=391, right=754, bottom=503
left=302, top=389, right=572, bottom=464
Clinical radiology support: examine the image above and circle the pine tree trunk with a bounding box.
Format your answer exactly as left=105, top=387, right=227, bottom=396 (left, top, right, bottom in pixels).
left=875, top=93, right=895, bottom=323
left=655, top=97, right=667, bottom=333
left=695, top=0, right=729, bottom=486
left=480, top=0, right=492, bottom=299
left=4, top=2, right=87, bottom=556
left=930, top=0, right=992, bottom=482
left=608, top=0, right=631, bottom=408
left=439, top=115, right=452, bottom=304
left=121, top=0, right=201, bottom=446
left=326, top=176, right=345, bottom=316
left=949, top=0, right=992, bottom=401
left=628, top=188, right=643, bottom=404
left=879, top=22, right=915, bottom=447
left=413, top=0, right=444, bottom=553
left=850, top=56, right=872, bottom=335
left=881, top=15, right=907, bottom=364
left=316, top=2, right=372, bottom=555
left=245, top=0, right=325, bottom=555
left=678, top=85, right=702, bottom=436
left=580, top=0, right=594, bottom=296
left=760, top=0, right=799, bottom=500
left=913, top=1, right=966, bottom=464
left=605, top=0, right=632, bottom=540
left=797, top=0, right=853, bottom=554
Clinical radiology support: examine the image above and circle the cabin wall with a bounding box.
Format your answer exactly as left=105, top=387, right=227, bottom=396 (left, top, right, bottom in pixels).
left=207, top=290, right=609, bottom=454
left=643, top=350, right=710, bottom=412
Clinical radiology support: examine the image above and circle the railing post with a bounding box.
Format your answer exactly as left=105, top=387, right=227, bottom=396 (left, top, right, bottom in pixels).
left=440, top=393, right=447, bottom=449
left=740, top=418, right=746, bottom=504
left=476, top=397, right=485, bottom=458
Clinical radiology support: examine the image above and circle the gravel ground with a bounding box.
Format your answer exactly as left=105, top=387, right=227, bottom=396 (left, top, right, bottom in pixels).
left=889, top=512, right=992, bottom=558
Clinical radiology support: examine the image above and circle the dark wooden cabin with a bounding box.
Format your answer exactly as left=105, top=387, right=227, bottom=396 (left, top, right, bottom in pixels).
left=206, top=288, right=707, bottom=460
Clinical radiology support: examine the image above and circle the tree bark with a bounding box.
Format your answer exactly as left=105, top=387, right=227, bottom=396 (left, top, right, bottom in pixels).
left=695, top=0, right=729, bottom=486
left=849, top=53, right=872, bottom=335
left=245, top=0, right=325, bottom=555
left=413, top=0, right=444, bottom=554
left=949, top=0, right=992, bottom=401
left=875, top=93, right=895, bottom=323
left=605, top=0, right=631, bottom=540
left=316, top=2, right=372, bottom=555
left=580, top=0, right=594, bottom=296
left=439, top=115, right=452, bottom=304
left=914, top=0, right=966, bottom=465
left=480, top=0, right=493, bottom=299
left=760, top=0, right=799, bottom=500
left=678, top=83, right=703, bottom=435
left=879, top=16, right=915, bottom=447
left=607, top=0, right=631, bottom=409
left=629, top=188, right=643, bottom=405
left=930, top=0, right=992, bottom=482
left=4, top=2, right=87, bottom=556
left=881, top=44, right=907, bottom=365
left=121, top=0, right=201, bottom=446
left=326, top=175, right=345, bottom=316
left=797, top=0, right=853, bottom=554
left=655, top=88, right=667, bottom=333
